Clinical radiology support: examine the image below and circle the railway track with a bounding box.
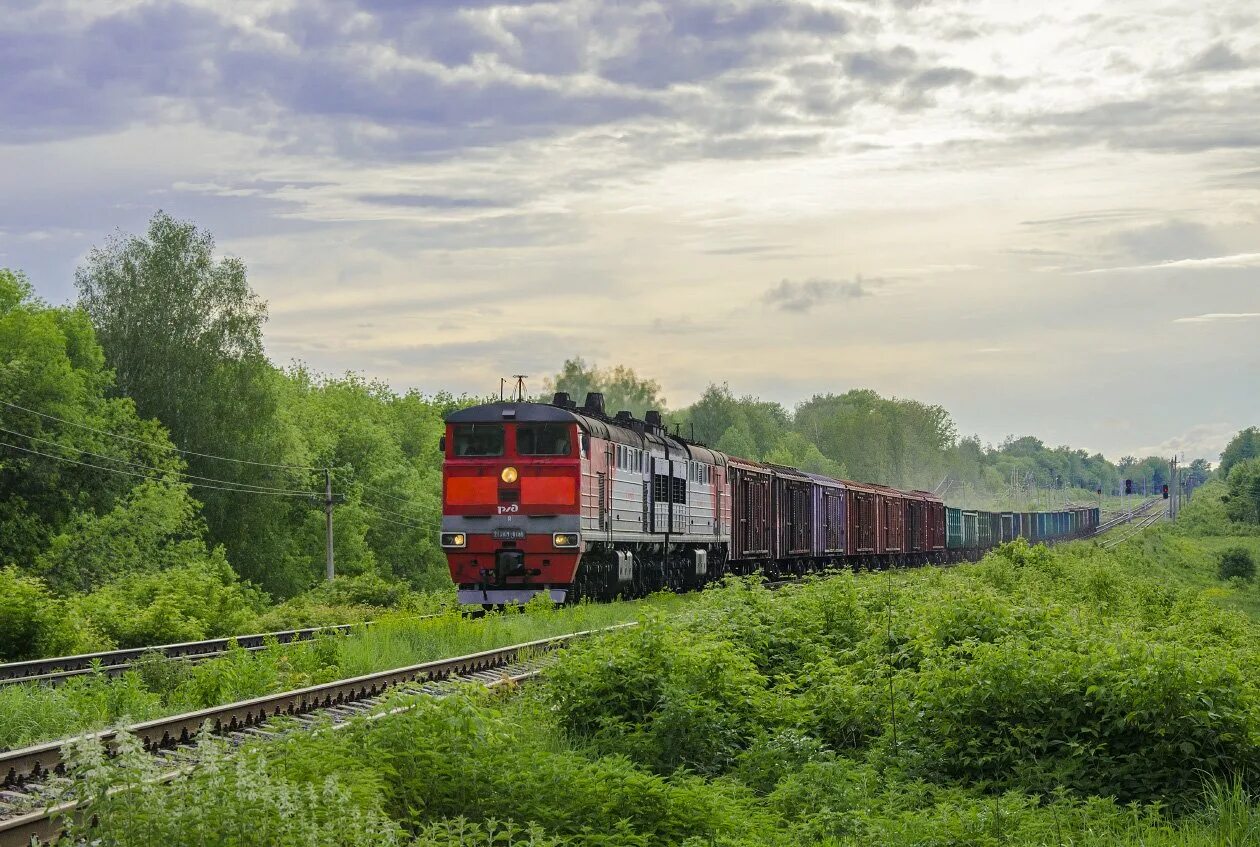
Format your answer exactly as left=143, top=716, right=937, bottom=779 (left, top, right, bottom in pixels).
left=0, top=618, right=450, bottom=689
left=1099, top=505, right=1166, bottom=550
left=1092, top=497, right=1159, bottom=536
left=0, top=625, right=627, bottom=846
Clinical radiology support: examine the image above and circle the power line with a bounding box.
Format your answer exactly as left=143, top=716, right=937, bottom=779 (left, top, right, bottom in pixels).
left=351, top=479, right=421, bottom=507
left=0, top=440, right=321, bottom=499
left=0, top=399, right=323, bottom=472
left=360, top=510, right=427, bottom=532
left=359, top=500, right=427, bottom=530
left=360, top=498, right=427, bottom=524
left=0, top=425, right=320, bottom=496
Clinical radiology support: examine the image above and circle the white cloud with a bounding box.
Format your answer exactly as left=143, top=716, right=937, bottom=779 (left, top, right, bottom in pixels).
left=1173, top=312, right=1260, bottom=324
left=1076, top=253, right=1260, bottom=274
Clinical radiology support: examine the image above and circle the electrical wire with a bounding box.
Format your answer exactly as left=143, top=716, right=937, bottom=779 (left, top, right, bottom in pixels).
left=359, top=500, right=427, bottom=530
left=359, top=499, right=428, bottom=524
left=0, top=399, right=324, bottom=472
left=0, top=440, right=321, bottom=499
left=0, top=425, right=320, bottom=496
left=360, top=511, right=427, bottom=532
left=351, top=480, right=421, bottom=507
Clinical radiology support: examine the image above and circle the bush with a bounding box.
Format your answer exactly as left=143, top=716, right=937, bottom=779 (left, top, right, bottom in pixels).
left=1219, top=547, right=1256, bottom=581
left=66, top=556, right=267, bottom=648
left=545, top=617, right=773, bottom=776
left=0, top=566, right=54, bottom=660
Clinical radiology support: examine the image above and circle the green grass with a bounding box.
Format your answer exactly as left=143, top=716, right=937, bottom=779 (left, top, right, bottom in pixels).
left=0, top=593, right=691, bottom=751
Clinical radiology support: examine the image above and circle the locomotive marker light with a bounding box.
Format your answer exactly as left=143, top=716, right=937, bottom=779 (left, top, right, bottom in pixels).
left=553, top=533, right=580, bottom=548
left=440, top=532, right=467, bottom=548
left=501, top=466, right=519, bottom=483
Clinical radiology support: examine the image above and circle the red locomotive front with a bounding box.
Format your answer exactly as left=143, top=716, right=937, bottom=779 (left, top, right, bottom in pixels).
left=441, top=403, right=583, bottom=605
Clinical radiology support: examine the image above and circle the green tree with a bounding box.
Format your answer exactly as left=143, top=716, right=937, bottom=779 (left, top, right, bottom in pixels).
left=1220, top=428, right=1260, bottom=477
left=34, top=480, right=215, bottom=593
left=74, top=214, right=322, bottom=596
left=543, top=358, right=666, bottom=418
left=1223, top=459, right=1260, bottom=524
left=0, top=268, right=187, bottom=568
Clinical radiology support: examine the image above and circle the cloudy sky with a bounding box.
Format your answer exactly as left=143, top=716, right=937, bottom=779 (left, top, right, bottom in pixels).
left=3, top=0, right=1258, bottom=462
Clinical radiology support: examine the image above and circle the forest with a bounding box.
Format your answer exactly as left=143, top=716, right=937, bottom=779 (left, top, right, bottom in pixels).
left=0, top=212, right=1242, bottom=662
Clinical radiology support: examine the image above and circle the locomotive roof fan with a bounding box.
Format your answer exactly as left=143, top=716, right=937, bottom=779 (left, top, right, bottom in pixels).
left=583, top=392, right=606, bottom=416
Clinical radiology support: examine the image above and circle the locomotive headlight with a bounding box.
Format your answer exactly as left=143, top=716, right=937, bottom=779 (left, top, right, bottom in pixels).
left=500, top=466, right=519, bottom=484
left=440, top=532, right=466, bottom=548
left=552, top=532, right=579, bottom=548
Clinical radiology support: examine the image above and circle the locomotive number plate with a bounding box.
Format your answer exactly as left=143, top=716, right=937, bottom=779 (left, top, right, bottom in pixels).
left=492, top=527, right=526, bottom=540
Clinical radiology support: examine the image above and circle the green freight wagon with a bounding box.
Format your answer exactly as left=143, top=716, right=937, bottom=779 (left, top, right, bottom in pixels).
left=962, top=510, right=979, bottom=549
left=977, top=511, right=993, bottom=548
left=946, top=506, right=964, bottom=550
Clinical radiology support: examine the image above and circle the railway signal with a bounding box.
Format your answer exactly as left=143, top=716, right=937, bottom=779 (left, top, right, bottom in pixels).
left=1163, top=483, right=1169, bottom=499
left=1124, top=479, right=1133, bottom=495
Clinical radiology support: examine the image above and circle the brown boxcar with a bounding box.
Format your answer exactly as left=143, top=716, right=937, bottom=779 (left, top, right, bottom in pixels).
left=871, top=484, right=907, bottom=555
left=729, top=458, right=772, bottom=562
left=844, top=479, right=879, bottom=556
left=769, top=464, right=813, bottom=560
left=905, top=490, right=945, bottom=554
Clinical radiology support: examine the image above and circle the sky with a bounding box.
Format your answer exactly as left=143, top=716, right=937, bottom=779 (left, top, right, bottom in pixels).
left=2, top=0, right=1257, bottom=464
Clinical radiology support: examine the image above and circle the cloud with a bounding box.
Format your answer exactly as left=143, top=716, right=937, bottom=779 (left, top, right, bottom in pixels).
left=1172, top=313, right=1260, bottom=324
left=1076, top=253, right=1260, bottom=274
left=1128, top=421, right=1241, bottom=462
left=1187, top=42, right=1248, bottom=73
left=761, top=277, right=874, bottom=312
left=1108, top=220, right=1222, bottom=264
left=356, top=193, right=503, bottom=209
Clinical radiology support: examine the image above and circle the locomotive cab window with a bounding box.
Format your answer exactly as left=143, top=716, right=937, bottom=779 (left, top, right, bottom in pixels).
left=452, top=424, right=504, bottom=456
left=517, top=423, right=572, bottom=456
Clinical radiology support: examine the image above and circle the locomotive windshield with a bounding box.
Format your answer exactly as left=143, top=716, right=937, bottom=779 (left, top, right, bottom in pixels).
left=452, top=424, right=504, bottom=456
left=516, top=423, right=572, bottom=456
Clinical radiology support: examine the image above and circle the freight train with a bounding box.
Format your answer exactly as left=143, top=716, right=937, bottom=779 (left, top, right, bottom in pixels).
left=440, top=392, right=1099, bottom=606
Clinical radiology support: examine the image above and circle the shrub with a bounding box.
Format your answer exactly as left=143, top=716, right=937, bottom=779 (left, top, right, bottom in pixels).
left=545, top=617, right=772, bottom=776
left=898, top=630, right=1260, bottom=803
left=1219, top=547, right=1256, bottom=581
left=65, top=556, right=267, bottom=648
left=0, top=566, right=54, bottom=660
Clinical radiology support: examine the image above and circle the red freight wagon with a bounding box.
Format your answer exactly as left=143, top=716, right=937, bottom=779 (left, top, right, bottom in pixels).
left=844, top=479, right=879, bottom=556
left=729, top=457, right=772, bottom=564
left=871, top=484, right=907, bottom=555
left=769, top=464, right=812, bottom=560
left=904, top=490, right=930, bottom=553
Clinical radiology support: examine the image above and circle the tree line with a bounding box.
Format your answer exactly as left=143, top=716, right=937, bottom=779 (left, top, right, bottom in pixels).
left=547, top=358, right=1222, bottom=508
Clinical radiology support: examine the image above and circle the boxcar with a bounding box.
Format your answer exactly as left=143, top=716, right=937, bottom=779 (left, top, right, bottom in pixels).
left=769, top=464, right=812, bottom=562
left=924, top=493, right=947, bottom=554
left=729, top=458, right=772, bottom=565
left=904, top=491, right=929, bottom=554
left=872, top=484, right=906, bottom=556
left=846, top=480, right=879, bottom=557
left=805, top=472, right=847, bottom=560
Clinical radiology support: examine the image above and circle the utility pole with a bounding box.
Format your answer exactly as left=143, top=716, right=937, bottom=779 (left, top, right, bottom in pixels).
left=325, top=468, right=335, bottom=582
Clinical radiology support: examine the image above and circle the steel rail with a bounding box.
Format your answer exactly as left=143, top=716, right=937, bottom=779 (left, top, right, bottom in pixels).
left=0, top=615, right=447, bottom=689
left=0, top=624, right=632, bottom=845
left=0, top=625, right=628, bottom=787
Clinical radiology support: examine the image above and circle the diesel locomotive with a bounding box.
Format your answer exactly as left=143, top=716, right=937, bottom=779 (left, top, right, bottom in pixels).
left=440, top=392, right=1098, bottom=606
